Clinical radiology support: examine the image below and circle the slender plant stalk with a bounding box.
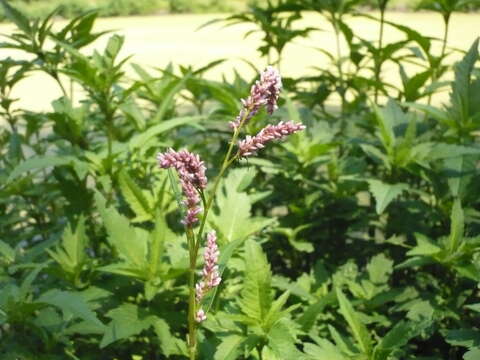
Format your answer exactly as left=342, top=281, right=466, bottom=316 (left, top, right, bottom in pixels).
left=374, top=6, right=386, bottom=103
left=427, top=14, right=450, bottom=106
left=332, top=15, right=346, bottom=117
left=186, top=228, right=197, bottom=360
left=186, top=110, right=249, bottom=359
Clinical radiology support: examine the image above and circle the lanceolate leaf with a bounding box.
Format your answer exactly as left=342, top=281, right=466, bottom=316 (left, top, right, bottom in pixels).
left=7, top=155, right=83, bottom=182
left=449, top=38, right=479, bottom=127
left=373, top=320, right=430, bottom=360
left=449, top=199, right=464, bottom=253
left=38, top=290, right=103, bottom=327
left=95, top=192, right=148, bottom=269
left=214, top=334, right=247, bottom=360
left=336, top=288, right=372, bottom=356
left=118, top=171, right=153, bottom=222
left=128, top=115, right=204, bottom=151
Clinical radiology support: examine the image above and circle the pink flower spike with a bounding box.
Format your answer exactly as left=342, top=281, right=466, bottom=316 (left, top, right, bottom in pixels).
left=195, top=231, right=221, bottom=304
left=238, top=121, right=306, bottom=158
left=261, top=66, right=282, bottom=115
left=156, top=149, right=207, bottom=227
left=195, top=309, right=207, bottom=323
left=230, top=66, right=282, bottom=129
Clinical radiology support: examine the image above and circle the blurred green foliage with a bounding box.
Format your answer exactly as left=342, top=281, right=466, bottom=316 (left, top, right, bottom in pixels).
left=1, top=0, right=480, bottom=359
left=2, top=0, right=475, bottom=23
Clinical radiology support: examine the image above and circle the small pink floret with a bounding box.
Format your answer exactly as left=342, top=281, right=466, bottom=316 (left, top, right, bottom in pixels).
left=195, top=309, right=207, bottom=323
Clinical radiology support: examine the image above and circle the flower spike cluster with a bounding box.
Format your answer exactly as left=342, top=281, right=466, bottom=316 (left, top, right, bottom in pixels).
left=195, top=231, right=221, bottom=322
left=157, top=149, right=207, bottom=227
left=238, top=121, right=306, bottom=157
left=230, top=66, right=282, bottom=129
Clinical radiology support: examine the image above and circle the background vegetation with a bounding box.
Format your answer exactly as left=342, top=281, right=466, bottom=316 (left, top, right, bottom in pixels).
left=0, top=0, right=467, bottom=22
left=1, top=0, right=480, bottom=359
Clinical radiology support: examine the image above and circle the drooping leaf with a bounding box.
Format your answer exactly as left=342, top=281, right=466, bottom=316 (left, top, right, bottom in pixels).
left=37, top=290, right=103, bottom=327
left=129, top=116, right=204, bottom=151
left=7, top=155, right=80, bottom=182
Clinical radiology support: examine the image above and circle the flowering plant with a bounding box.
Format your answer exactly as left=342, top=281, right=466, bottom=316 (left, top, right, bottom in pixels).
left=156, top=66, right=305, bottom=359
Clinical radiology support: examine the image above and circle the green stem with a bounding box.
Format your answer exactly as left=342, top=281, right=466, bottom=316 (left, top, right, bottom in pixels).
left=196, top=124, right=243, bottom=243
left=187, top=105, right=251, bottom=359
left=440, top=15, right=450, bottom=60
left=332, top=16, right=346, bottom=117
left=50, top=71, right=68, bottom=98
left=186, top=228, right=197, bottom=360
left=374, top=8, right=386, bottom=103
left=257, top=344, right=264, bottom=360
left=426, top=14, right=450, bottom=106
left=106, top=120, right=113, bottom=176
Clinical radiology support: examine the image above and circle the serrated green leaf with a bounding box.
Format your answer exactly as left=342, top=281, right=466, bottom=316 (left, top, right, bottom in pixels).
left=210, top=169, right=274, bottom=243
left=47, top=216, right=87, bottom=275
left=100, top=304, right=155, bottom=348
left=263, top=291, right=291, bottom=329
left=267, top=319, right=304, bottom=359
left=449, top=199, right=464, bottom=252
left=367, top=180, right=409, bottom=214
left=214, top=334, right=246, bottom=360
left=238, top=240, right=272, bottom=323
left=336, top=288, right=372, bottom=355
left=37, top=290, right=102, bottom=327
left=449, top=39, right=479, bottom=126
left=367, top=254, right=393, bottom=284
left=407, top=233, right=442, bottom=257
left=95, top=192, right=147, bottom=269
left=118, top=171, right=153, bottom=222
left=303, top=340, right=347, bottom=360
left=445, top=155, right=476, bottom=198
left=153, top=318, right=188, bottom=357
left=0, top=240, right=15, bottom=263
left=373, top=320, right=430, bottom=360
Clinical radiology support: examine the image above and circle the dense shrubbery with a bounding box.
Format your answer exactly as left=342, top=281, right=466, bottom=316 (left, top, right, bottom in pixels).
left=1, top=0, right=480, bottom=359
